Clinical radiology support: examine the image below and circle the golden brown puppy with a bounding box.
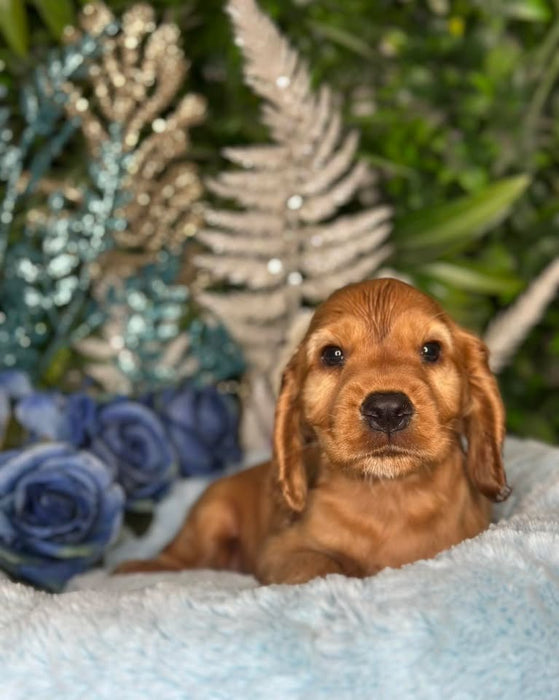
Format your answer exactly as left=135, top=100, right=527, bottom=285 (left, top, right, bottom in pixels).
left=117, top=279, right=510, bottom=584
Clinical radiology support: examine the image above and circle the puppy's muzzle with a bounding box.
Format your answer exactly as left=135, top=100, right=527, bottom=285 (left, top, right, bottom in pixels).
left=360, top=392, right=414, bottom=434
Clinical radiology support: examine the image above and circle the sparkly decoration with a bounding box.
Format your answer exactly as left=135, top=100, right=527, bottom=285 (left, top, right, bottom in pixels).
left=484, top=259, right=559, bottom=373
left=75, top=255, right=244, bottom=393
left=0, top=2, right=242, bottom=395
left=64, top=2, right=207, bottom=258
left=63, top=3, right=237, bottom=392
left=0, top=29, right=119, bottom=379
left=196, top=0, right=393, bottom=448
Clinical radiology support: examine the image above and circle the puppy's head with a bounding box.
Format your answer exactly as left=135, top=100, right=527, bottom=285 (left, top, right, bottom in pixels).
left=273, top=279, right=509, bottom=512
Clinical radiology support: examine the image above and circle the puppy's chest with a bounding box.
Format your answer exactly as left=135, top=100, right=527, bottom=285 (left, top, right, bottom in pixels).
left=302, top=485, right=453, bottom=574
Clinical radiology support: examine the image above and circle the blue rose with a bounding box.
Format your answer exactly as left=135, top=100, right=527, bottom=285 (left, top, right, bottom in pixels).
left=61, top=393, right=97, bottom=445
left=155, top=384, right=242, bottom=477
left=16, top=394, right=176, bottom=510
left=15, top=391, right=96, bottom=445
left=87, top=400, right=176, bottom=510
left=0, top=443, right=124, bottom=591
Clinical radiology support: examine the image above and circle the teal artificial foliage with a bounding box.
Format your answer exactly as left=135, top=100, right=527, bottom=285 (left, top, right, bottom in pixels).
left=0, top=17, right=244, bottom=392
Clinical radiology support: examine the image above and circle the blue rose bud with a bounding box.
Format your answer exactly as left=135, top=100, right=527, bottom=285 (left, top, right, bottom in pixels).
left=0, top=443, right=124, bottom=591
left=15, top=391, right=96, bottom=445
left=156, top=384, right=242, bottom=477
left=0, top=370, right=32, bottom=400
left=0, top=370, right=32, bottom=442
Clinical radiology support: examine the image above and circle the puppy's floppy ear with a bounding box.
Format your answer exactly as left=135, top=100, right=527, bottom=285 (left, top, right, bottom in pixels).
left=458, top=330, right=511, bottom=502
left=273, top=350, right=308, bottom=512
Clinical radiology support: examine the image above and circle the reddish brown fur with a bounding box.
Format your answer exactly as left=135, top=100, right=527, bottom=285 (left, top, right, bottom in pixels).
left=117, top=279, right=510, bottom=584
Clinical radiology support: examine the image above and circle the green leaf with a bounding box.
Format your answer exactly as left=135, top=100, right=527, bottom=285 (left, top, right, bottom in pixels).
left=31, top=0, right=74, bottom=39
left=41, top=346, right=72, bottom=386
left=361, top=153, right=416, bottom=178
left=501, top=0, right=551, bottom=22
left=394, top=175, right=530, bottom=253
left=418, top=262, right=524, bottom=296
left=308, top=20, right=376, bottom=60
left=0, top=0, right=28, bottom=56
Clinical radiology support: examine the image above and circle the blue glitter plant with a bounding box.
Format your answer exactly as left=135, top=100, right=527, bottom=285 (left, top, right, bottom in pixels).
left=78, top=253, right=245, bottom=393
left=0, top=24, right=122, bottom=380
left=0, top=3, right=244, bottom=393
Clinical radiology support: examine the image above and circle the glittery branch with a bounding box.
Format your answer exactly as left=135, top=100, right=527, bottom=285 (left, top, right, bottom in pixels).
left=195, top=253, right=286, bottom=288
left=60, top=3, right=239, bottom=392
left=0, top=30, right=119, bottom=379
left=76, top=253, right=244, bottom=393
left=197, top=229, right=286, bottom=257
left=223, top=145, right=288, bottom=170
left=0, top=3, right=242, bottom=393
left=204, top=208, right=283, bottom=235
left=301, top=207, right=392, bottom=247
left=196, top=0, right=392, bottom=388
left=485, top=259, right=559, bottom=373
left=301, top=225, right=393, bottom=277
left=66, top=2, right=206, bottom=256
left=75, top=257, right=190, bottom=392
left=198, top=288, right=289, bottom=324
left=301, top=249, right=393, bottom=302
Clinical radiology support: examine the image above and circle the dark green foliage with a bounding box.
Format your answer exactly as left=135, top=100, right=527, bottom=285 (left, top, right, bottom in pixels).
left=1, top=0, right=558, bottom=441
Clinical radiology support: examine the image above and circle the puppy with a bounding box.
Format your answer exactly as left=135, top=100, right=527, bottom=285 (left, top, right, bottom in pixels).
left=117, top=279, right=510, bottom=584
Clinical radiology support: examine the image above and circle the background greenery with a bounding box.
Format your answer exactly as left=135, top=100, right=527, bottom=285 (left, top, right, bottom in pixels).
left=0, top=0, right=558, bottom=442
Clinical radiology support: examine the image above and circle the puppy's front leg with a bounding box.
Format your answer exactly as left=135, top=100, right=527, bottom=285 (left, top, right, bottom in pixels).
left=257, top=534, right=344, bottom=584
left=114, top=488, right=242, bottom=575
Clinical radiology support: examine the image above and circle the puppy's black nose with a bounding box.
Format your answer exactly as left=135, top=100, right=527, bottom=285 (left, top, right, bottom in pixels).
left=360, top=392, right=414, bottom=433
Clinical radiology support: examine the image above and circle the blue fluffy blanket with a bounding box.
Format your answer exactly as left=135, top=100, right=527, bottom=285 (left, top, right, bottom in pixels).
left=0, top=437, right=558, bottom=699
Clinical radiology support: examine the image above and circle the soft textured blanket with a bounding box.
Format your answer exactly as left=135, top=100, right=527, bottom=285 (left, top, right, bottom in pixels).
left=0, top=437, right=558, bottom=700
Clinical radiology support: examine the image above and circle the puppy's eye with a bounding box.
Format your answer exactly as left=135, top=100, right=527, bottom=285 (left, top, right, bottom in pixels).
left=321, top=345, right=345, bottom=367
left=421, top=341, right=441, bottom=363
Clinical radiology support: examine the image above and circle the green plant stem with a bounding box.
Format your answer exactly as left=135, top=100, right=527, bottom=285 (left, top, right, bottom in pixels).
left=532, top=16, right=559, bottom=77
left=523, top=19, right=559, bottom=164
left=362, top=153, right=416, bottom=178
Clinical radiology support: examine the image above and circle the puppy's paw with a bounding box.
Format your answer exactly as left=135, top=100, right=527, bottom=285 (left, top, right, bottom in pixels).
left=113, top=559, right=166, bottom=575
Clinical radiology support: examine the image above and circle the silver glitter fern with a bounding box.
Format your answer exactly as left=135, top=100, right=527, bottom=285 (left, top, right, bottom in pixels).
left=196, top=0, right=392, bottom=445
